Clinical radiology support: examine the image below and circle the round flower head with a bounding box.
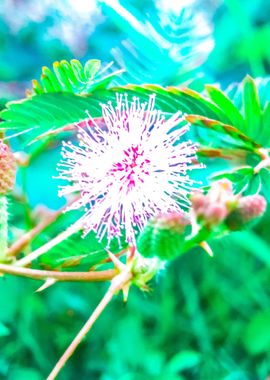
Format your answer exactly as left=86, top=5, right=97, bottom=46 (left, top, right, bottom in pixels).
left=57, top=94, right=202, bottom=244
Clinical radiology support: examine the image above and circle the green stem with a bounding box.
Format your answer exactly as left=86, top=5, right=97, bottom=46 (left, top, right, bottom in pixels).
left=182, top=227, right=211, bottom=253
left=0, top=196, right=8, bottom=262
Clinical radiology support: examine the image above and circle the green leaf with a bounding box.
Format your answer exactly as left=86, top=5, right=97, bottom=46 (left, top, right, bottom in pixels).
left=186, top=115, right=260, bottom=151
left=260, top=102, right=270, bottom=146
left=160, top=86, right=231, bottom=120
left=197, top=77, right=270, bottom=148
left=84, top=59, right=101, bottom=79
left=211, top=166, right=254, bottom=193
left=243, top=172, right=262, bottom=195
left=37, top=230, right=109, bottom=270
left=30, top=211, right=127, bottom=270
left=205, top=84, right=245, bottom=130
left=259, top=168, right=270, bottom=202
left=0, top=85, right=233, bottom=143
left=70, top=59, right=86, bottom=82
left=0, top=74, right=268, bottom=156
left=28, top=59, right=123, bottom=96
left=0, top=92, right=105, bottom=143
left=8, top=369, right=42, bottom=380
left=243, top=75, right=262, bottom=138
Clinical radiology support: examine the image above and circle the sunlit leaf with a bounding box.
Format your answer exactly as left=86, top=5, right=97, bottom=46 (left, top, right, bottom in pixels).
left=205, top=84, right=245, bottom=130
left=186, top=115, right=260, bottom=151
left=28, top=59, right=123, bottom=96
left=242, top=75, right=262, bottom=138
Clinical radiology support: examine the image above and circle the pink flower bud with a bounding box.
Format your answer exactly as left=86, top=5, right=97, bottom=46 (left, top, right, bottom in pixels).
left=226, top=194, right=266, bottom=230
left=155, top=212, right=190, bottom=231
left=237, top=195, right=266, bottom=221
left=190, top=190, right=205, bottom=213
left=0, top=140, right=16, bottom=195
left=203, top=203, right=229, bottom=225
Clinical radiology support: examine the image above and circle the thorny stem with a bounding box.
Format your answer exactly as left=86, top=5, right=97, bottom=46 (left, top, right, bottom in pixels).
left=47, top=268, right=133, bottom=380
left=0, top=263, right=117, bottom=282
left=89, top=247, right=129, bottom=270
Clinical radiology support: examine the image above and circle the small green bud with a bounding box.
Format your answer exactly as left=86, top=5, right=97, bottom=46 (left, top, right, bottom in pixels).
left=137, top=212, right=190, bottom=260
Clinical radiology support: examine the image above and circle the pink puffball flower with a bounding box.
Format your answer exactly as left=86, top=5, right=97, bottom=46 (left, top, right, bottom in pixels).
left=57, top=94, right=202, bottom=244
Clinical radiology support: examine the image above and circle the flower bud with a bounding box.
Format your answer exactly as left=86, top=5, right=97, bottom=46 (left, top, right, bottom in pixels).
left=190, top=190, right=206, bottom=213
left=0, top=140, right=16, bottom=195
left=191, top=181, right=232, bottom=227
left=203, top=203, right=229, bottom=225
left=225, top=194, right=266, bottom=230
left=137, top=212, right=190, bottom=260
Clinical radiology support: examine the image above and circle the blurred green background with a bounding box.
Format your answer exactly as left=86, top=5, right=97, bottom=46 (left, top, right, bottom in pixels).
left=1, top=0, right=270, bottom=379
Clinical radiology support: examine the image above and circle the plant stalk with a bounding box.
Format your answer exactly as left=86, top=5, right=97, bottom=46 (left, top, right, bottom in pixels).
left=47, top=268, right=133, bottom=380
left=0, top=263, right=117, bottom=282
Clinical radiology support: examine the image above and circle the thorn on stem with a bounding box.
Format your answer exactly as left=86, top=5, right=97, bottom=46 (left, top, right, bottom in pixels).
left=106, top=249, right=125, bottom=270
left=36, top=278, right=56, bottom=292
left=199, top=241, right=214, bottom=257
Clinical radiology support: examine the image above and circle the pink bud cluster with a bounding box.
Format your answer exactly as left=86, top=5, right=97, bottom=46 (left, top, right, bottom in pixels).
left=0, top=140, right=16, bottom=195
left=191, top=179, right=234, bottom=227
left=191, top=179, right=266, bottom=230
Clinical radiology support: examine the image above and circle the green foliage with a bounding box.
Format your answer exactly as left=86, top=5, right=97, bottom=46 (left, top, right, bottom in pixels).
left=29, top=59, right=124, bottom=96
left=1, top=73, right=268, bottom=156
left=0, top=84, right=227, bottom=139
left=31, top=213, right=106, bottom=270
left=7, top=204, right=128, bottom=270
left=182, top=76, right=270, bottom=197
left=1, top=232, right=270, bottom=379
left=0, top=92, right=105, bottom=144
left=243, top=311, right=270, bottom=355
left=186, top=76, right=270, bottom=148
left=1, top=76, right=266, bottom=152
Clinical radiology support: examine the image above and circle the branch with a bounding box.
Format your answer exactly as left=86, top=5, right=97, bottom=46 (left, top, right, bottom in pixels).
left=0, top=263, right=117, bottom=282
left=47, top=267, right=133, bottom=380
